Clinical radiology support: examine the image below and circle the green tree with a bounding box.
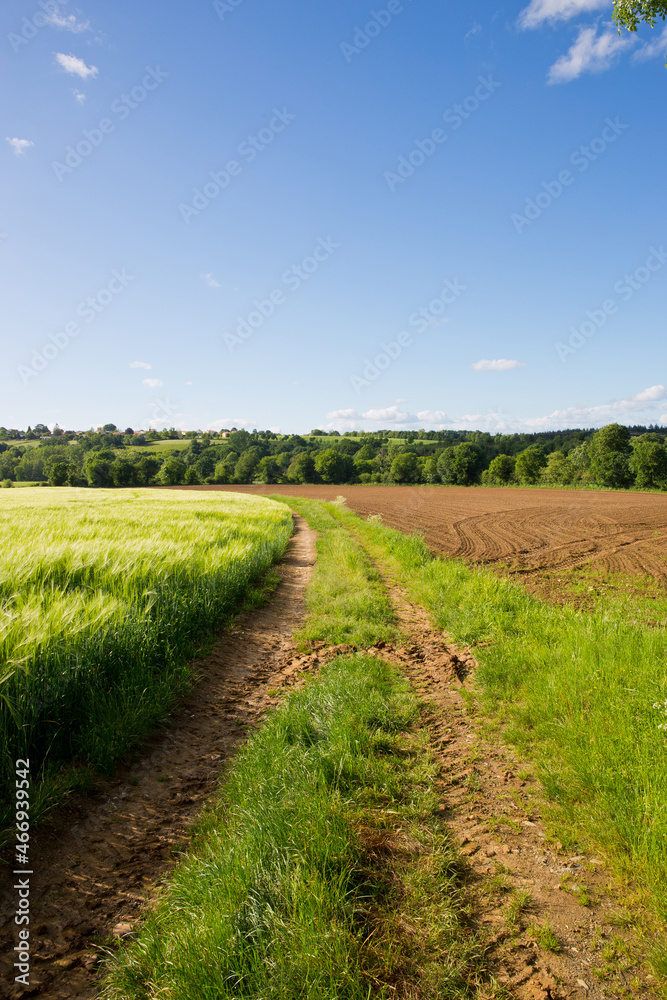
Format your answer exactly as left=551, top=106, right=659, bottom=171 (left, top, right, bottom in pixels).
left=111, top=459, right=140, bottom=487
left=234, top=447, right=262, bottom=483
left=437, top=443, right=484, bottom=486
left=515, top=447, right=547, bottom=485
left=314, top=448, right=349, bottom=484
left=137, top=455, right=161, bottom=486
left=629, top=434, right=667, bottom=489
left=589, top=423, right=633, bottom=488
left=287, top=453, right=317, bottom=484
left=541, top=451, right=574, bottom=486
left=85, top=453, right=114, bottom=487
left=157, top=456, right=187, bottom=485
left=422, top=455, right=440, bottom=483
left=49, top=462, right=72, bottom=487
left=214, top=453, right=238, bottom=484
left=254, top=456, right=280, bottom=484
left=486, top=454, right=516, bottom=484
left=614, top=0, right=667, bottom=32
left=390, top=452, right=420, bottom=484
left=184, top=466, right=202, bottom=485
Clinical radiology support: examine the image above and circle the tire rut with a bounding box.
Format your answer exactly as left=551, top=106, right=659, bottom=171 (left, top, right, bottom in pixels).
left=366, top=577, right=659, bottom=1000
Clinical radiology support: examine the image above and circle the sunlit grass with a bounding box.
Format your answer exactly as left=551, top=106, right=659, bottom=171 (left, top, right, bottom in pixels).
left=0, top=488, right=292, bottom=819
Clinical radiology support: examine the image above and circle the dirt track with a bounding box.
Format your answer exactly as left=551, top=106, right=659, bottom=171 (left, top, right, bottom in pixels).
left=190, top=485, right=667, bottom=590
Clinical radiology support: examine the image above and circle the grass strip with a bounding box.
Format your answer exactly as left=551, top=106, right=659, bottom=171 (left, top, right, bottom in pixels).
left=102, top=654, right=487, bottom=1000
left=268, top=496, right=398, bottom=648
left=325, top=503, right=667, bottom=935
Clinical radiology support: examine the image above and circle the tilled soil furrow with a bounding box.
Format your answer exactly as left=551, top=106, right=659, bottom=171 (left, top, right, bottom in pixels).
left=1, top=516, right=317, bottom=1000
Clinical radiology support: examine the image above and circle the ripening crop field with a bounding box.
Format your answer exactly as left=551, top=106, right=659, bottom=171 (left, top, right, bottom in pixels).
left=0, top=489, right=293, bottom=820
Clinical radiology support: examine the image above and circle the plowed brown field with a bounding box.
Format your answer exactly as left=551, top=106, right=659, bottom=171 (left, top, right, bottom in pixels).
left=181, top=485, right=667, bottom=594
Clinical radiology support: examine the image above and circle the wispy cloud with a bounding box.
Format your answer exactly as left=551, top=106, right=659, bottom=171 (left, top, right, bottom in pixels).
left=143, top=378, right=163, bottom=388
left=325, top=385, right=667, bottom=433
left=548, top=24, right=634, bottom=82
left=464, top=21, right=482, bottom=40
left=518, top=0, right=608, bottom=29
left=130, top=361, right=152, bottom=370
left=633, top=24, right=667, bottom=60
left=200, top=272, right=220, bottom=288
left=73, top=89, right=86, bottom=104
left=55, top=52, right=98, bottom=79
left=6, top=137, right=34, bottom=156
left=46, top=11, right=90, bottom=32
left=472, top=358, right=526, bottom=371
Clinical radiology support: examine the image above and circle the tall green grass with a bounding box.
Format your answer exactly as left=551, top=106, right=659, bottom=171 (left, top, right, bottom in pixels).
left=333, top=506, right=667, bottom=924
left=0, top=488, right=292, bottom=819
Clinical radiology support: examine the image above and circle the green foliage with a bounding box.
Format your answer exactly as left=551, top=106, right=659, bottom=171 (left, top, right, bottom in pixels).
left=391, top=451, right=420, bottom=483
left=540, top=451, right=574, bottom=486
left=515, top=446, right=546, bottom=484
left=590, top=423, right=633, bottom=488
left=485, top=453, right=516, bottom=484
left=314, top=448, right=350, bottom=484
left=157, top=455, right=187, bottom=485
left=287, top=452, right=317, bottom=484
left=0, top=490, right=292, bottom=818
left=48, top=462, right=72, bottom=487
left=630, top=434, right=667, bottom=490
left=234, top=446, right=262, bottom=483
left=613, top=0, right=667, bottom=31
left=438, top=443, right=484, bottom=485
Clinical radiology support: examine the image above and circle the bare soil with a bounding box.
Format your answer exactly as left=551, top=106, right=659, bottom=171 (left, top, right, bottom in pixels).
left=191, top=484, right=667, bottom=597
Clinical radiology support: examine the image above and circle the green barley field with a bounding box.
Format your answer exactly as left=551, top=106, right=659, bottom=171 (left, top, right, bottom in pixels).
left=0, top=489, right=292, bottom=822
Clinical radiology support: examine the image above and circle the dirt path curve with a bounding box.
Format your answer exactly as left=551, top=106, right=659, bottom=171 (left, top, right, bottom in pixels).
left=375, top=579, right=658, bottom=1000
left=1, top=515, right=316, bottom=1000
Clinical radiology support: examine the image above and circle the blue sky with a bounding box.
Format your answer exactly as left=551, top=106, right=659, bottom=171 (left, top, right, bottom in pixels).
left=1, top=0, right=666, bottom=434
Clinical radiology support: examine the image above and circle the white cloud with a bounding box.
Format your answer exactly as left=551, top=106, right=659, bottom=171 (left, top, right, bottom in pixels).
left=142, top=378, right=163, bottom=388
left=73, top=89, right=86, bottom=104
left=548, top=25, right=634, bottom=83
left=323, top=385, right=667, bottom=434
left=464, top=21, right=483, bottom=40
left=472, top=358, right=526, bottom=371
left=6, top=137, right=33, bottom=156
left=633, top=24, right=667, bottom=61
left=200, top=272, right=220, bottom=288
left=130, top=361, right=152, bottom=370
left=46, top=11, right=90, bottom=32
left=55, top=52, right=98, bottom=79
left=633, top=384, right=665, bottom=402
left=518, top=0, right=608, bottom=29
left=363, top=405, right=412, bottom=422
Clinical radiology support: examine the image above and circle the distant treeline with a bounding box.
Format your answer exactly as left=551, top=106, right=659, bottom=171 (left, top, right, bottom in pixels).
left=2, top=422, right=667, bottom=491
